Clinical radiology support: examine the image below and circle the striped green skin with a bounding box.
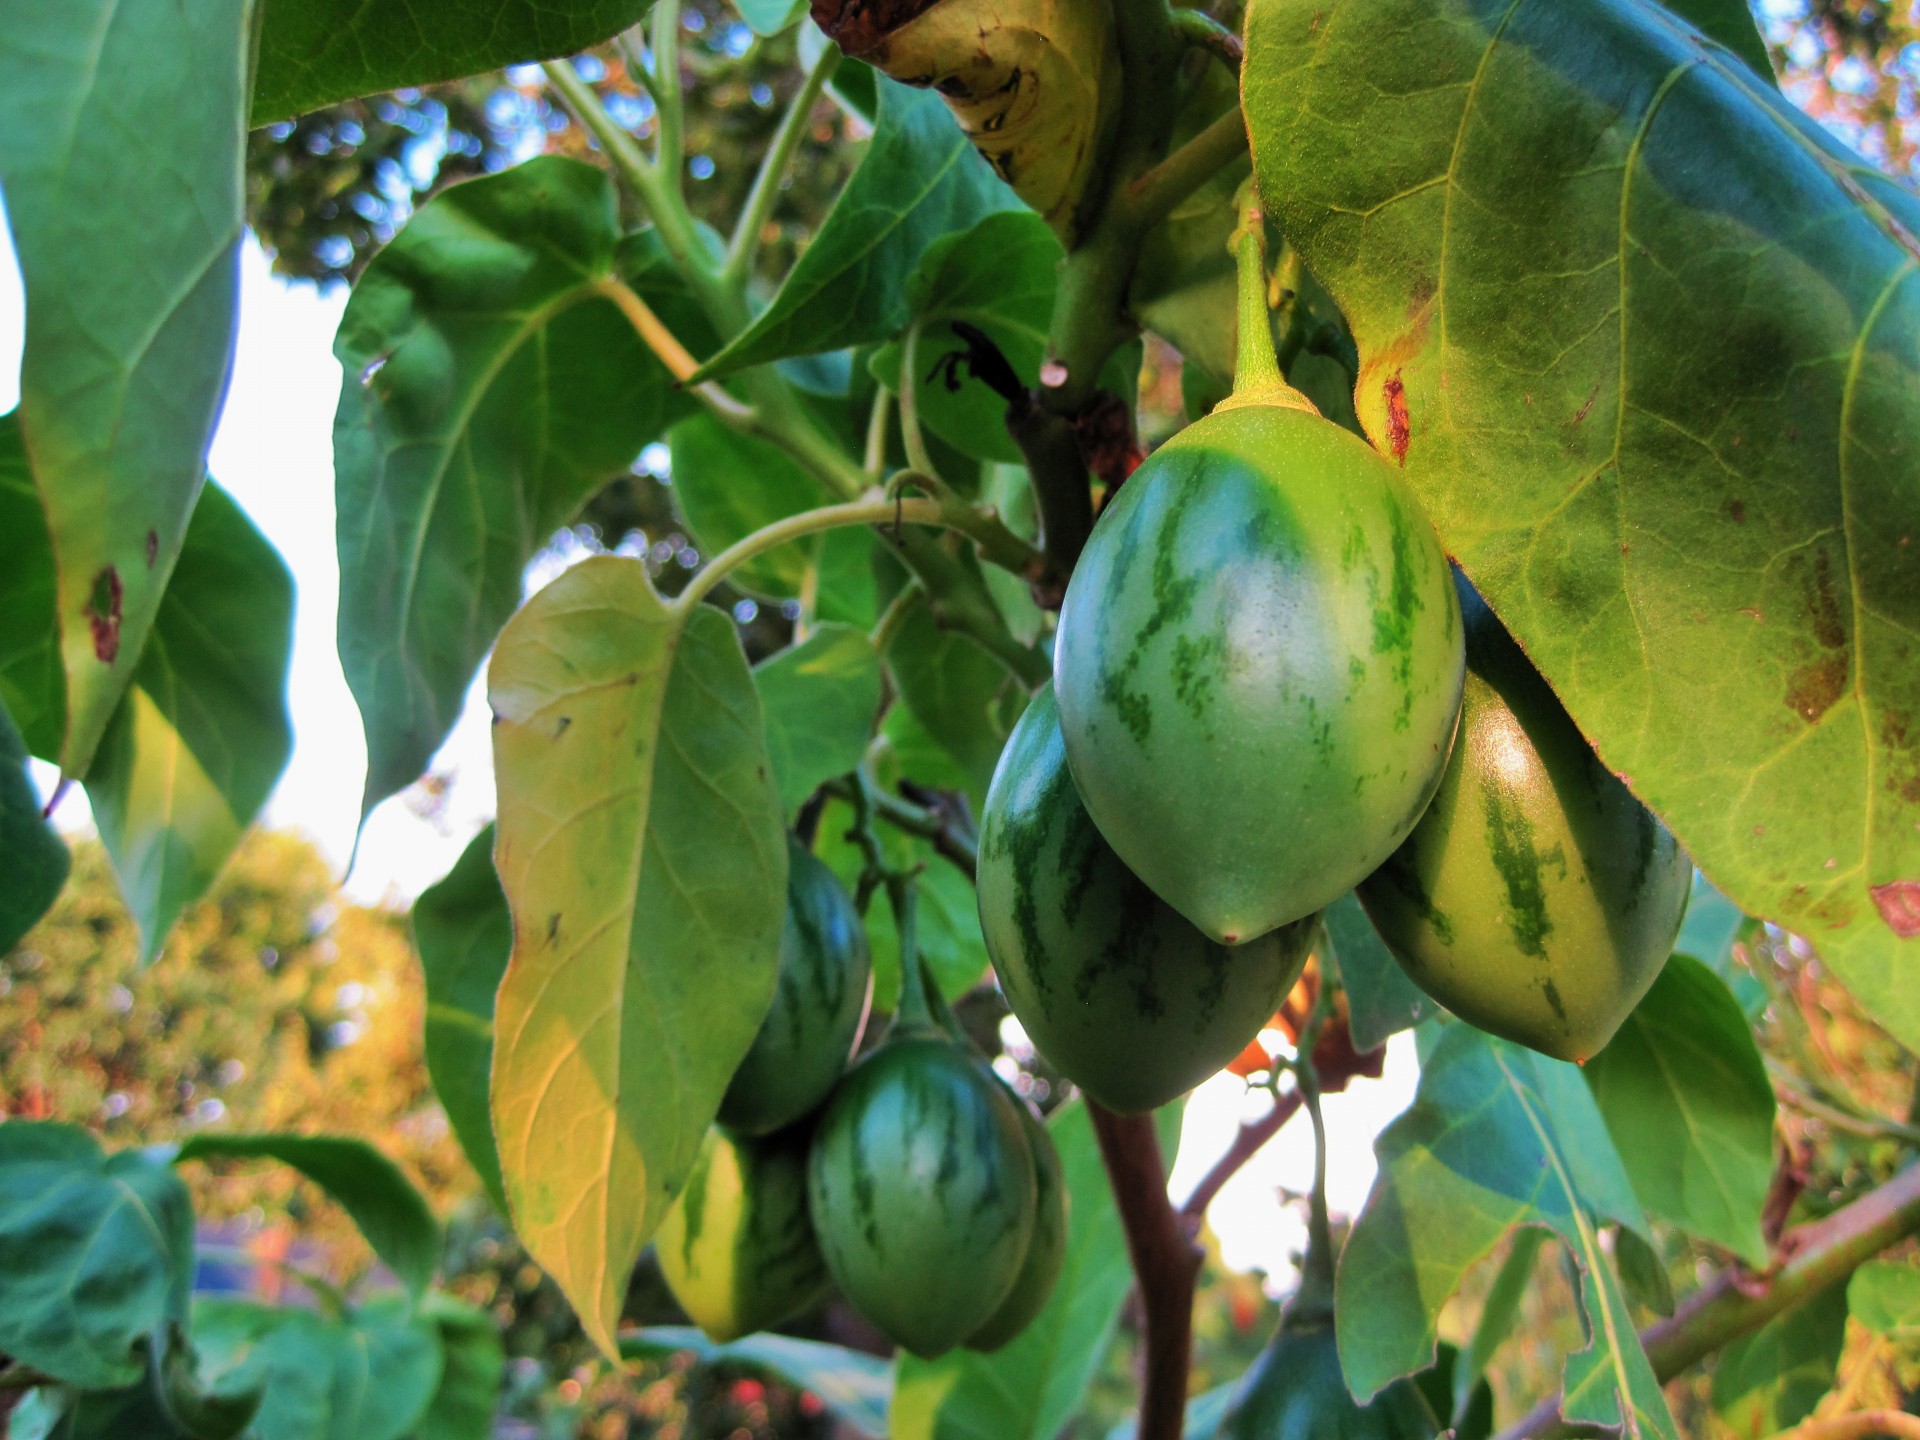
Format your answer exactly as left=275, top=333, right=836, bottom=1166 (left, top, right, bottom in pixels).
left=966, top=1100, right=1068, bottom=1351
left=1221, top=1322, right=1439, bottom=1440
left=655, top=1128, right=832, bottom=1343
left=979, top=686, right=1318, bottom=1113
left=719, top=839, right=873, bottom=1136
left=806, top=1036, right=1037, bottom=1358
left=1054, top=402, right=1464, bottom=946
left=1358, top=577, right=1692, bottom=1063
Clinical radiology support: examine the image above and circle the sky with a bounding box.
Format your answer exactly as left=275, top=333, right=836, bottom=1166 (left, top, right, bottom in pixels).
left=0, top=200, right=1419, bottom=1286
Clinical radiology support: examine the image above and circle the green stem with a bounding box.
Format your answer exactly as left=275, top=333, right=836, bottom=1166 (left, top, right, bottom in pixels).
left=897, top=323, right=941, bottom=479
left=1292, top=1061, right=1336, bottom=1324
left=1231, top=196, right=1282, bottom=399
left=886, top=869, right=933, bottom=1031
left=0, top=1366, right=56, bottom=1393
left=1128, top=108, right=1251, bottom=235
left=617, top=30, right=663, bottom=113
left=676, top=498, right=943, bottom=613
left=869, top=583, right=922, bottom=654
left=651, top=0, right=685, bottom=180
left=723, top=43, right=840, bottom=290
left=1170, top=8, right=1244, bottom=70
left=863, top=384, right=894, bottom=480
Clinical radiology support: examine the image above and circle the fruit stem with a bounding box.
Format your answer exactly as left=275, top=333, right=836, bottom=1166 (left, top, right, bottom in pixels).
left=1220, top=186, right=1317, bottom=415
left=885, top=871, right=934, bottom=1033
left=1290, top=1056, right=1337, bottom=1326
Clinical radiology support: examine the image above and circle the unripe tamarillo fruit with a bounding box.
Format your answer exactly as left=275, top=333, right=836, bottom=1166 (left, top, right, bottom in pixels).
left=655, top=1128, right=832, bottom=1342
left=807, top=1036, right=1037, bottom=1357
left=1358, top=573, right=1692, bottom=1063
left=978, top=685, right=1318, bottom=1112
left=718, top=839, right=872, bottom=1136
left=810, top=0, right=1120, bottom=241
left=1054, top=393, right=1465, bottom=947
left=966, top=1099, right=1068, bottom=1351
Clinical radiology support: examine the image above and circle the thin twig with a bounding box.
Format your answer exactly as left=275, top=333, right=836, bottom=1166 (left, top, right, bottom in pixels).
left=1768, top=1412, right=1920, bottom=1440
left=723, top=42, right=839, bottom=288
left=1090, top=1103, right=1202, bottom=1440
left=1179, top=1090, right=1304, bottom=1225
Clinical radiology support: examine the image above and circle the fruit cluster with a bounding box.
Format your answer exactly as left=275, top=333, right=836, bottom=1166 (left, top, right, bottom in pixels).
left=658, top=839, right=1068, bottom=1358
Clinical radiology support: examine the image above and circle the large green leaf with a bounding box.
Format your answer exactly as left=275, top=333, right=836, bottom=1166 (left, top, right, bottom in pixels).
left=890, top=1100, right=1141, bottom=1440
left=869, top=211, right=1063, bottom=465
left=0, top=1123, right=195, bottom=1390
left=1322, top=891, right=1435, bottom=1052
left=487, top=557, right=787, bottom=1356
left=0, top=0, right=249, bottom=777
left=1850, top=1260, right=1920, bottom=1338
left=411, top=1294, right=505, bottom=1440
left=192, top=1295, right=443, bottom=1440
left=1710, top=1282, right=1848, bottom=1436
left=622, top=1329, right=892, bottom=1438
left=1245, top=0, right=1920, bottom=1048
left=252, top=1, right=656, bottom=124
left=174, top=1134, right=439, bottom=1298
left=693, top=81, right=1023, bottom=380
left=334, top=158, right=699, bottom=817
left=0, top=697, right=68, bottom=953
left=886, top=596, right=1026, bottom=812
left=667, top=415, right=829, bottom=600
left=1336, top=1025, right=1673, bottom=1437
left=14, top=1376, right=193, bottom=1440
left=1583, top=955, right=1775, bottom=1263
left=1658, top=0, right=1775, bottom=82
left=86, top=482, right=294, bottom=963
left=0, top=413, right=61, bottom=758
left=754, top=624, right=884, bottom=814
left=411, top=826, right=512, bottom=1214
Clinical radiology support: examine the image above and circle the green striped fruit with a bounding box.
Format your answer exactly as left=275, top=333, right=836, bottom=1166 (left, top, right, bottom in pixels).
left=1357, top=574, right=1692, bottom=1063
left=655, top=1128, right=832, bottom=1343
left=979, top=685, right=1318, bottom=1112
left=719, top=838, right=872, bottom=1136
left=966, top=1100, right=1068, bottom=1351
left=1220, top=1321, right=1439, bottom=1440
left=807, top=1035, right=1037, bottom=1358
left=1054, top=400, right=1464, bottom=946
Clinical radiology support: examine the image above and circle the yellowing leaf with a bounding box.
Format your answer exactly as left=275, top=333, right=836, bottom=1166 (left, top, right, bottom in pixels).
left=487, top=559, right=787, bottom=1356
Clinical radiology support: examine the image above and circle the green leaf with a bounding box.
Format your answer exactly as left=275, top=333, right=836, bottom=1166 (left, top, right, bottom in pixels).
left=1710, top=1282, right=1848, bottom=1436
left=252, top=4, right=657, bottom=123
left=0, top=0, right=249, bottom=777
left=1244, top=0, right=1920, bottom=1049
left=411, top=827, right=512, bottom=1215
left=667, top=415, right=829, bottom=600
left=693, top=80, right=1023, bottom=380
left=156, top=1321, right=263, bottom=1440
left=1321, top=891, right=1435, bottom=1053
left=1613, top=1225, right=1676, bottom=1318
left=487, top=557, right=787, bottom=1357
left=0, top=1123, right=194, bottom=1389
left=868, top=212, right=1063, bottom=465
left=1849, top=1260, right=1920, bottom=1338
left=1657, top=0, right=1776, bottom=83
left=174, top=1134, right=439, bottom=1297
left=192, top=1295, right=444, bottom=1440
left=890, top=1099, right=1141, bottom=1440
left=86, top=482, right=294, bottom=963
left=1678, top=875, right=1768, bottom=1018
left=623, top=1329, right=891, bottom=1437
left=886, top=596, right=1025, bottom=812
left=1452, top=1229, right=1546, bottom=1422
left=334, top=158, right=699, bottom=817
left=731, top=0, right=806, bottom=35
left=0, top=411, right=62, bottom=758
left=1336, top=1026, right=1672, bottom=1437
left=16, top=1376, right=194, bottom=1440
left=1583, top=955, right=1775, bottom=1263
left=754, top=625, right=884, bottom=813
left=410, top=1294, right=504, bottom=1440
left=0, top=697, right=68, bottom=953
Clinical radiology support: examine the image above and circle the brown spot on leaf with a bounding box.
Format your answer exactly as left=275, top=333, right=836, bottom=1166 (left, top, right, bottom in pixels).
left=1725, top=499, right=1746, bottom=523
left=1384, top=374, right=1410, bottom=464
left=554, top=715, right=571, bottom=738
left=87, top=566, right=123, bottom=663
left=1783, top=548, right=1849, bottom=722
left=1786, top=657, right=1847, bottom=723
left=1870, top=881, right=1920, bottom=938
left=1805, top=548, right=1846, bottom=651
left=547, top=913, right=562, bottom=942
left=145, top=530, right=159, bottom=566
left=810, top=0, right=944, bottom=56
left=1572, top=386, right=1599, bottom=425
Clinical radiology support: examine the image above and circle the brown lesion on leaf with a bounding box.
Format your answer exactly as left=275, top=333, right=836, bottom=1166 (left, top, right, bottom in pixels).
left=1783, top=547, right=1851, bottom=724
left=810, top=0, right=945, bottom=56
left=1724, top=499, right=1746, bottom=523
left=87, top=566, right=123, bottom=663
left=1870, top=881, right=1920, bottom=938
left=1383, top=373, right=1411, bottom=464
left=145, top=529, right=159, bottom=566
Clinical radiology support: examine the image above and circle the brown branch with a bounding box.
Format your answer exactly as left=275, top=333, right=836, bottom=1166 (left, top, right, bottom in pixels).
left=1090, top=1102, right=1202, bottom=1440
left=1493, top=1163, right=1920, bottom=1440
left=1769, top=1412, right=1920, bottom=1440
left=1179, top=1090, right=1304, bottom=1226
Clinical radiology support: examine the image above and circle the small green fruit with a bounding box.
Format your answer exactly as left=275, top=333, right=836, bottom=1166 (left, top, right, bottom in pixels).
left=1054, top=400, right=1463, bottom=946
left=978, top=685, right=1317, bottom=1112
left=1358, top=574, right=1692, bottom=1063
left=967, top=1100, right=1068, bottom=1351
left=1219, top=1321, right=1439, bottom=1440
left=719, top=838, right=872, bottom=1136
left=807, top=1036, right=1036, bottom=1358
left=655, top=1128, right=831, bottom=1343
